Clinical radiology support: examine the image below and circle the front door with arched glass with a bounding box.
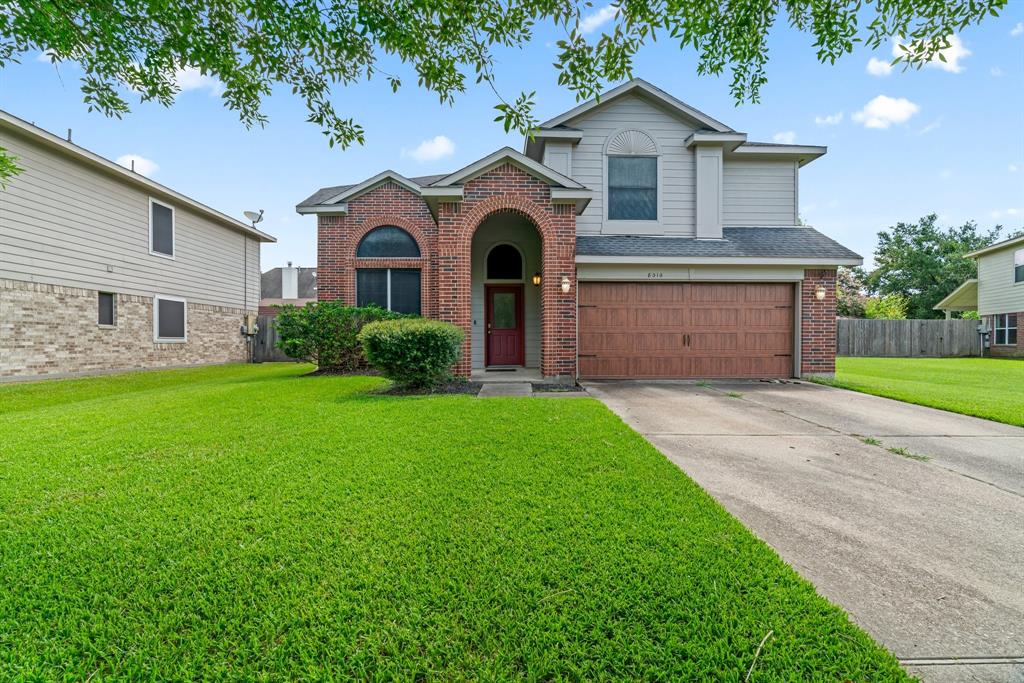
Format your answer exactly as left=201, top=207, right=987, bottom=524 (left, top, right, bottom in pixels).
left=485, top=285, right=524, bottom=366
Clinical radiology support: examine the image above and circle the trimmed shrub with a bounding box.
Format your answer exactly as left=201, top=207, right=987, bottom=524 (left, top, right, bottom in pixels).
left=275, top=302, right=405, bottom=371
left=358, top=319, right=464, bottom=389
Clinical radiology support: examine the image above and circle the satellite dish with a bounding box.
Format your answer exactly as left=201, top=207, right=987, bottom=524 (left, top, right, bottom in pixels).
left=243, top=209, right=264, bottom=225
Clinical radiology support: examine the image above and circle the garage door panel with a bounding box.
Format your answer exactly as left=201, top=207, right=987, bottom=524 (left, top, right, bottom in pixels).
left=578, top=282, right=795, bottom=380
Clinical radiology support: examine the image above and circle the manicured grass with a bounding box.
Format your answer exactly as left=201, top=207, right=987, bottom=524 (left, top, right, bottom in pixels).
left=0, top=364, right=907, bottom=680
left=818, top=357, right=1024, bottom=427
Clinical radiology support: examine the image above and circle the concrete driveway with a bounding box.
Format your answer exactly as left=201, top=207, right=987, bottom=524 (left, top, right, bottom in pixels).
left=586, top=380, right=1024, bottom=682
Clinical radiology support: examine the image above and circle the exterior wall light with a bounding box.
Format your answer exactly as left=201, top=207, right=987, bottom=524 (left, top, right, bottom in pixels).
left=814, top=285, right=827, bottom=301
left=532, top=272, right=542, bottom=286
left=561, top=276, right=571, bottom=294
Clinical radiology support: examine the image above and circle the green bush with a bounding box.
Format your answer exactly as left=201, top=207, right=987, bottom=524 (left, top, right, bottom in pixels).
left=864, top=293, right=909, bottom=320
left=358, top=319, right=464, bottom=389
left=275, top=302, right=405, bottom=371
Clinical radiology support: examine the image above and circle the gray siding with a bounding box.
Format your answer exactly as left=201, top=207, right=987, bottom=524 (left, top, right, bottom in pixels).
left=569, top=94, right=697, bottom=236
left=0, top=127, right=260, bottom=310
left=977, top=246, right=1024, bottom=316
left=722, top=158, right=798, bottom=227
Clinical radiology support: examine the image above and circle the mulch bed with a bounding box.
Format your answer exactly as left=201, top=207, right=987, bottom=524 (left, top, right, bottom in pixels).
left=532, top=383, right=583, bottom=393
left=378, top=381, right=482, bottom=397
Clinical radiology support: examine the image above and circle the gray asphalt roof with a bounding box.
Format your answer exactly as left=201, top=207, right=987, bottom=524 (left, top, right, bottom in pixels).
left=576, top=227, right=861, bottom=260
left=298, top=174, right=450, bottom=207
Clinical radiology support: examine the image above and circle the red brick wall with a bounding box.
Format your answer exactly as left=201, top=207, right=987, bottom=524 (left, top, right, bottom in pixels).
left=437, top=163, right=577, bottom=379
left=316, top=167, right=577, bottom=379
left=316, top=182, right=438, bottom=317
left=801, top=269, right=838, bottom=376
left=988, top=312, right=1023, bottom=357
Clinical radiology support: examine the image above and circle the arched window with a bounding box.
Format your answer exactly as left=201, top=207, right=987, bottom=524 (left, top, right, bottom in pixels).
left=486, top=244, right=523, bottom=280
left=356, top=226, right=420, bottom=258
left=606, top=129, right=658, bottom=221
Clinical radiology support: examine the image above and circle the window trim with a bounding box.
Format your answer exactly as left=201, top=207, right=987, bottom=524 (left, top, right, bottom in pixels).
left=355, top=268, right=421, bottom=315
left=602, top=129, right=662, bottom=232
left=484, top=242, right=525, bottom=282
left=1014, top=248, right=1023, bottom=285
left=149, top=197, right=176, bottom=260
left=993, top=313, right=1018, bottom=346
left=153, top=294, right=187, bottom=343
left=98, top=291, right=117, bottom=328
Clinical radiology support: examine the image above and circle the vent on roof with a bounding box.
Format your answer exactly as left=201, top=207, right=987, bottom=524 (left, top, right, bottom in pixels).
left=607, top=129, right=657, bottom=155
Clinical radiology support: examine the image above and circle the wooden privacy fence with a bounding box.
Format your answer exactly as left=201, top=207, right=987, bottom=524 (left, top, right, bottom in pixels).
left=837, top=318, right=980, bottom=357
left=253, top=315, right=296, bottom=362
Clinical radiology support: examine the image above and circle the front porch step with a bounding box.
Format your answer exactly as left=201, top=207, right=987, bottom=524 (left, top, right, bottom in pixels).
left=477, top=382, right=533, bottom=398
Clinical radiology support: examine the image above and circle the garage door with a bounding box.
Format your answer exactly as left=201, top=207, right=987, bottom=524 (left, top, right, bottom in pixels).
left=578, top=282, right=795, bottom=379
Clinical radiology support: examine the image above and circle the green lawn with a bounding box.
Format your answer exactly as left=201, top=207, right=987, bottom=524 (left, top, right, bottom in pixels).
left=0, top=364, right=907, bottom=680
left=818, top=357, right=1024, bottom=427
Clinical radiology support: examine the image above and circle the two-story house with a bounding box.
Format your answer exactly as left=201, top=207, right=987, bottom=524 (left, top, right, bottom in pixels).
left=0, top=110, right=276, bottom=380
left=297, top=79, right=861, bottom=381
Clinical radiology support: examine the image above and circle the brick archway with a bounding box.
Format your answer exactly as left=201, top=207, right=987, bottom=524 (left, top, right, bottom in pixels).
left=438, top=189, right=577, bottom=379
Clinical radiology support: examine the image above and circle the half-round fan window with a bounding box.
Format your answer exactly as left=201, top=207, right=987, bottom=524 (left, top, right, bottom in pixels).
left=356, top=226, right=421, bottom=258
left=486, top=244, right=523, bottom=280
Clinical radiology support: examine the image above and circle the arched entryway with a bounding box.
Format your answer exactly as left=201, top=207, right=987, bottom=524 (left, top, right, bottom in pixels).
left=470, top=213, right=542, bottom=370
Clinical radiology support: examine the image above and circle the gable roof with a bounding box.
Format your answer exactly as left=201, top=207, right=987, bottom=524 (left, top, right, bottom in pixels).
left=0, top=109, right=276, bottom=243
left=575, top=227, right=862, bottom=265
left=434, top=147, right=587, bottom=188
left=965, top=234, right=1024, bottom=259
left=933, top=279, right=978, bottom=312
left=298, top=173, right=447, bottom=208
left=538, top=79, right=733, bottom=133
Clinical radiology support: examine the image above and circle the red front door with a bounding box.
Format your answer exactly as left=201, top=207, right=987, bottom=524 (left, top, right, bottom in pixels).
left=485, top=285, right=524, bottom=366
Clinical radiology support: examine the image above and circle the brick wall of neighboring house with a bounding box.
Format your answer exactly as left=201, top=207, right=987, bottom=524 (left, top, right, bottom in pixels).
left=800, top=269, right=838, bottom=377
left=988, top=312, right=1023, bottom=357
left=436, top=163, right=577, bottom=380
left=317, top=181, right=438, bottom=317
left=0, top=278, right=249, bottom=381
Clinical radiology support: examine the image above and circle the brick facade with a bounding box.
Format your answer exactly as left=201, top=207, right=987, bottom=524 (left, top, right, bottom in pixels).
left=1, top=279, right=250, bottom=380
left=317, top=165, right=578, bottom=379
left=987, top=312, right=1023, bottom=357
left=800, top=269, right=838, bottom=377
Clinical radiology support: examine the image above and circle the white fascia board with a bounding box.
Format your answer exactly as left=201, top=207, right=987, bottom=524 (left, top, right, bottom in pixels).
left=320, top=170, right=421, bottom=205
left=419, top=186, right=464, bottom=200
left=550, top=188, right=593, bottom=215
left=686, top=132, right=748, bottom=152
left=575, top=255, right=863, bottom=266
left=295, top=203, right=348, bottom=215
left=731, top=144, right=827, bottom=167
left=0, top=110, right=276, bottom=242
left=965, top=235, right=1024, bottom=259
left=540, top=79, right=733, bottom=132
left=532, top=129, right=584, bottom=141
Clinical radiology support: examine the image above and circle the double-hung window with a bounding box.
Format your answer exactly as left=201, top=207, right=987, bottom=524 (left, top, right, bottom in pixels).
left=150, top=198, right=175, bottom=258
left=608, top=156, right=657, bottom=220
left=994, top=314, right=1017, bottom=346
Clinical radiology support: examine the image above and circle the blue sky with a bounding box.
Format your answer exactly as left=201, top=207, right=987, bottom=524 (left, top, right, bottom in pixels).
left=2, top=7, right=1022, bottom=269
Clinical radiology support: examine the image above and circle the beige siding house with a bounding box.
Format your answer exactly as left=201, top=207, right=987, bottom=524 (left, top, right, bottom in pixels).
left=0, top=110, right=275, bottom=380
left=935, top=234, right=1023, bottom=356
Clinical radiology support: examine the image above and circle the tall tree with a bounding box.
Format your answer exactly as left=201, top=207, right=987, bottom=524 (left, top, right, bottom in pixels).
left=0, top=0, right=1009, bottom=181
left=867, top=214, right=1007, bottom=319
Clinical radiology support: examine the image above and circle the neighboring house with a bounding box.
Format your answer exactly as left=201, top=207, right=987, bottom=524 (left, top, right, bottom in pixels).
left=0, top=110, right=276, bottom=381
left=935, top=234, right=1023, bottom=357
left=260, top=263, right=317, bottom=315
left=297, top=79, right=861, bottom=380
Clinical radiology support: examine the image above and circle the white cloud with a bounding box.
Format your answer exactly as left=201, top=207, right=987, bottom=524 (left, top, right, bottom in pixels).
left=1010, top=164, right=1020, bottom=173
left=852, top=95, right=919, bottom=129
left=402, top=135, right=456, bottom=162
left=990, top=208, right=1021, bottom=220
left=116, top=154, right=159, bottom=177
left=175, top=66, right=223, bottom=96
left=814, top=112, right=843, bottom=126
left=772, top=131, right=797, bottom=144
left=916, top=119, right=942, bottom=135
left=579, top=5, right=619, bottom=34
left=1011, top=22, right=1023, bottom=37
left=866, top=57, right=893, bottom=76
left=36, top=50, right=58, bottom=63
left=990, top=66, right=1004, bottom=77
left=893, top=34, right=971, bottom=73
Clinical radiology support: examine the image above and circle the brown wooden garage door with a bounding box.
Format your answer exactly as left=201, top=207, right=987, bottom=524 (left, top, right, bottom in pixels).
left=578, top=282, right=795, bottom=379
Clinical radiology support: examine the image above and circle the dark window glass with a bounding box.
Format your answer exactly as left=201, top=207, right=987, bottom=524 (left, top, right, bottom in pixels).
left=1014, top=249, right=1023, bottom=283
left=486, top=244, right=522, bottom=279
left=151, top=201, right=174, bottom=256
left=98, top=292, right=116, bottom=326
left=608, top=156, right=657, bottom=220
left=356, top=226, right=420, bottom=257
left=157, top=298, right=185, bottom=339
left=492, top=292, right=516, bottom=329
left=389, top=269, right=421, bottom=315
left=356, top=269, right=388, bottom=308
left=994, top=314, right=1018, bottom=345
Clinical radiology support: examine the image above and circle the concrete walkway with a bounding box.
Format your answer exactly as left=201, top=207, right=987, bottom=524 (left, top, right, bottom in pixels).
left=586, top=380, right=1024, bottom=682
